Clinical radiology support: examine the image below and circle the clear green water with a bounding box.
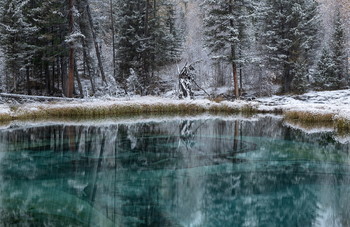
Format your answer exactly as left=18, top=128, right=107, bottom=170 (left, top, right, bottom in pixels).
left=0, top=116, right=350, bottom=226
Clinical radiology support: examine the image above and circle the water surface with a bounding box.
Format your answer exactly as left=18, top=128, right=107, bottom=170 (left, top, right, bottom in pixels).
left=0, top=115, right=350, bottom=226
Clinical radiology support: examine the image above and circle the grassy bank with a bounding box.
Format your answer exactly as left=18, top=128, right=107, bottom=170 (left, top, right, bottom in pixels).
left=0, top=102, right=261, bottom=122
left=284, top=111, right=334, bottom=122
left=284, top=110, right=350, bottom=132
left=1, top=101, right=349, bottom=133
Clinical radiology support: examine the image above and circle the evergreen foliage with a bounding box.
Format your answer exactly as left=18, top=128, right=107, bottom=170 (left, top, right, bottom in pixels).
left=202, top=0, right=253, bottom=97
left=0, top=0, right=68, bottom=95
left=0, top=0, right=38, bottom=92
left=262, top=0, right=320, bottom=93
left=115, top=0, right=181, bottom=95
left=330, top=10, right=348, bottom=88
left=314, top=48, right=337, bottom=90
left=314, top=9, right=348, bottom=91
left=0, top=0, right=348, bottom=98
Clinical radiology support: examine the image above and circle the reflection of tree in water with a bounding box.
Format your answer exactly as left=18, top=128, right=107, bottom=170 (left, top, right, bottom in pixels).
left=201, top=165, right=320, bottom=226
left=0, top=117, right=350, bottom=226
left=179, top=120, right=196, bottom=149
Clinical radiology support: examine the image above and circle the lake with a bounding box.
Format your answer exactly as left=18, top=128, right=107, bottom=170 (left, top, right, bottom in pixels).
left=0, top=115, right=350, bottom=226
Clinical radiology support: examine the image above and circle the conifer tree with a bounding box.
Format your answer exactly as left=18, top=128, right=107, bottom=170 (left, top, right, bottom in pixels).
left=0, top=0, right=38, bottom=92
left=314, top=48, right=337, bottom=90
left=115, top=0, right=181, bottom=95
left=262, top=0, right=320, bottom=93
left=331, top=10, right=348, bottom=88
left=202, top=0, right=249, bottom=98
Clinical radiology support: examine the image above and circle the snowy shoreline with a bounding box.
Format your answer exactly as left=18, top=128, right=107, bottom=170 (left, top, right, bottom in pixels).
left=0, top=89, right=350, bottom=130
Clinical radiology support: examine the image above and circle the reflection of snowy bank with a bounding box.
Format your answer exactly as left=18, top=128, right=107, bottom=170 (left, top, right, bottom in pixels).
left=333, top=135, right=350, bottom=144
left=284, top=120, right=350, bottom=144
left=284, top=121, right=334, bottom=134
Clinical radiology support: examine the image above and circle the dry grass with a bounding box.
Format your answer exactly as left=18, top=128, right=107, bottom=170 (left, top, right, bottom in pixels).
left=284, top=111, right=334, bottom=122
left=335, top=118, right=350, bottom=132
left=0, top=102, right=349, bottom=134
left=0, top=102, right=264, bottom=122
left=284, top=110, right=350, bottom=132
left=209, top=96, right=225, bottom=103
left=0, top=114, right=12, bottom=122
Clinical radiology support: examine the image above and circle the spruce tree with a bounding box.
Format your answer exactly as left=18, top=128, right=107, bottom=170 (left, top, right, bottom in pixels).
left=202, top=0, right=249, bottom=98
left=314, top=48, right=337, bottom=90
left=262, top=0, right=320, bottom=93
left=331, top=10, right=348, bottom=88
left=0, top=0, right=38, bottom=92
left=115, top=0, right=181, bottom=95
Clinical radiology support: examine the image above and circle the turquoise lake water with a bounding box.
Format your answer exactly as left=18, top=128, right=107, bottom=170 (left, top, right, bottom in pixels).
left=0, top=115, right=350, bottom=226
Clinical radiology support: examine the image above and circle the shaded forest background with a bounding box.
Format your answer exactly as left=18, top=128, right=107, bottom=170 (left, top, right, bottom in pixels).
left=0, top=0, right=349, bottom=98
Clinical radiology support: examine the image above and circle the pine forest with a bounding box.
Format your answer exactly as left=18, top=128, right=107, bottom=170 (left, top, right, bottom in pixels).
left=0, top=0, right=349, bottom=99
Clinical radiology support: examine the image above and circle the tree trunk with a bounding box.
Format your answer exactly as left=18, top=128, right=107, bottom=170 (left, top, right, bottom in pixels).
left=229, top=0, right=239, bottom=99
left=67, top=0, right=75, bottom=98
left=74, top=61, right=84, bottom=98
left=231, top=46, right=239, bottom=98
left=86, top=1, right=107, bottom=85
left=283, top=62, right=292, bottom=93
left=232, top=61, right=239, bottom=98
left=45, top=62, right=50, bottom=94
left=61, top=56, right=68, bottom=96
left=26, top=66, right=31, bottom=95
left=110, top=0, right=116, bottom=79
left=82, top=40, right=96, bottom=94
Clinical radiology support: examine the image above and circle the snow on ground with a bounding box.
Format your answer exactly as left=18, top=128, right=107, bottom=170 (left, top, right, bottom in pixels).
left=256, top=89, right=350, bottom=120
left=0, top=89, right=349, bottom=122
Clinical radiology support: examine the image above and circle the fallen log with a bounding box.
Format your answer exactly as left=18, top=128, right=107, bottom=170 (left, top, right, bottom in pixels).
left=0, top=93, right=79, bottom=101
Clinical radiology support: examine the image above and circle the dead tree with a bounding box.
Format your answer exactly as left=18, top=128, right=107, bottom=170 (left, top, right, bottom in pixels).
left=178, top=64, right=195, bottom=99
left=178, top=63, right=210, bottom=99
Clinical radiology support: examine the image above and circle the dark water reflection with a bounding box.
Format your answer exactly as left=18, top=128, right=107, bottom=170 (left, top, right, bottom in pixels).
left=0, top=115, right=350, bottom=226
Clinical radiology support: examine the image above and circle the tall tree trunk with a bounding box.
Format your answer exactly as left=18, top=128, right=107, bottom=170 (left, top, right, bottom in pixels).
left=61, top=56, right=68, bottom=96
left=82, top=40, right=96, bottom=94
left=232, top=61, right=239, bottom=98
left=239, top=49, right=243, bottom=95
left=110, top=0, right=116, bottom=79
left=229, top=0, right=239, bottom=99
left=26, top=65, right=31, bottom=95
left=231, top=43, right=239, bottom=98
left=45, top=62, right=50, bottom=94
left=86, top=1, right=107, bottom=85
left=56, top=57, right=61, bottom=91
left=51, top=61, right=55, bottom=95
left=74, top=61, right=84, bottom=98
left=67, top=0, right=75, bottom=98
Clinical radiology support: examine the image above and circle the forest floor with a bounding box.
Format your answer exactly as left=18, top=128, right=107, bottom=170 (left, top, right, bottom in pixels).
left=0, top=89, right=350, bottom=131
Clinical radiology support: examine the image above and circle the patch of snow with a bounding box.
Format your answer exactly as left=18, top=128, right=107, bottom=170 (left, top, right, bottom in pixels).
left=0, top=105, right=11, bottom=115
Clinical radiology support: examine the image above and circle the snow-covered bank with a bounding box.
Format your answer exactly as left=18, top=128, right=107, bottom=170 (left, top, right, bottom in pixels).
left=256, top=89, right=350, bottom=130
left=0, top=89, right=350, bottom=130
left=0, top=95, right=257, bottom=121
